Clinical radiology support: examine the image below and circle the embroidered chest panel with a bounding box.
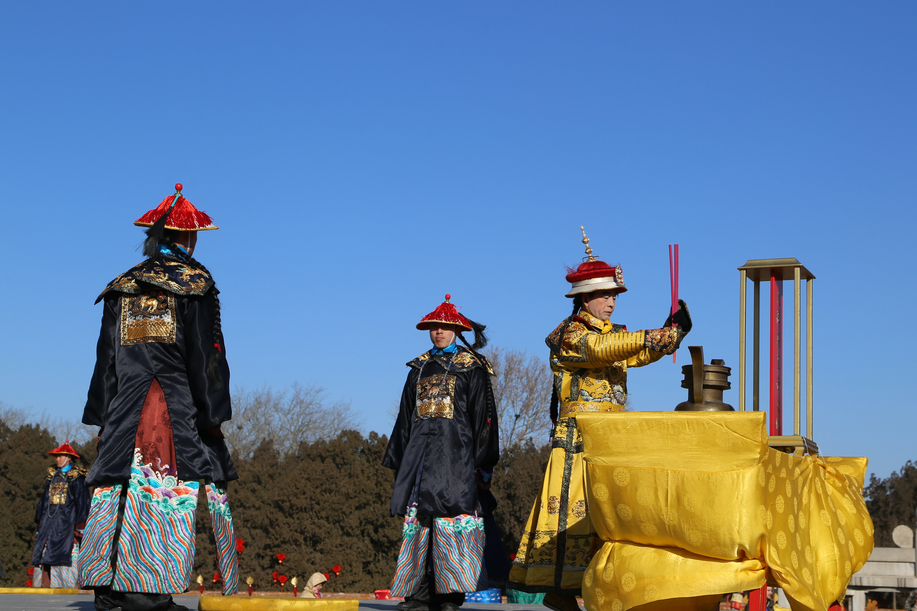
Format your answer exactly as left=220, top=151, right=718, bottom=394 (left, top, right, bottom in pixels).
left=416, top=374, right=457, bottom=420
left=566, top=364, right=627, bottom=402
left=49, top=481, right=68, bottom=505
left=556, top=362, right=628, bottom=417
left=121, top=291, right=177, bottom=345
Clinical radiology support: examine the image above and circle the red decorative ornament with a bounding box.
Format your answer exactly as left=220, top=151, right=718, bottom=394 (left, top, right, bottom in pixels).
left=278, top=575, right=288, bottom=590
left=416, top=294, right=473, bottom=331
left=236, top=538, right=245, bottom=554
left=276, top=553, right=286, bottom=564
left=213, top=572, right=221, bottom=583
left=199, top=584, right=205, bottom=594
left=248, top=585, right=254, bottom=597
left=332, top=565, right=341, bottom=575
left=27, top=568, right=34, bottom=575
left=323, top=573, right=330, bottom=580
left=175, top=183, right=183, bottom=192
left=272, top=571, right=278, bottom=581
left=26, top=580, right=33, bottom=587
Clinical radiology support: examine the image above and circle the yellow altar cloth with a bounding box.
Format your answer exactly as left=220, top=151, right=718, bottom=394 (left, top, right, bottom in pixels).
left=577, top=412, right=873, bottom=611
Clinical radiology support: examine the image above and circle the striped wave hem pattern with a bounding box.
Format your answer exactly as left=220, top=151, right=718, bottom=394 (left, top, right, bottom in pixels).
left=390, top=507, right=431, bottom=598
left=111, top=478, right=199, bottom=593
left=78, top=485, right=121, bottom=587
left=207, top=482, right=240, bottom=595
left=431, top=514, right=485, bottom=593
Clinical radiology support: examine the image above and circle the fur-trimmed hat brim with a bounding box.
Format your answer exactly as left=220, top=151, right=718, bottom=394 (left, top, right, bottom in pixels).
left=565, top=278, right=628, bottom=298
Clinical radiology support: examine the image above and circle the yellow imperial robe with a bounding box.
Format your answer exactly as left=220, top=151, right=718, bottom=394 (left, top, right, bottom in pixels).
left=509, top=310, right=680, bottom=593
left=577, top=411, right=873, bottom=611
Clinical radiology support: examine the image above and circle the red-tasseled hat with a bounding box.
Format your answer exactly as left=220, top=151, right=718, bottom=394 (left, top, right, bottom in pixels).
left=565, top=226, right=627, bottom=298
left=134, top=183, right=218, bottom=231
left=416, top=294, right=473, bottom=331
left=49, top=442, right=80, bottom=459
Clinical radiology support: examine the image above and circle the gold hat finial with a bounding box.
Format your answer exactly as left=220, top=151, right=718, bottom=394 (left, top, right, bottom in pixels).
left=246, top=576, right=254, bottom=586
left=580, top=226, right=597, bottom=262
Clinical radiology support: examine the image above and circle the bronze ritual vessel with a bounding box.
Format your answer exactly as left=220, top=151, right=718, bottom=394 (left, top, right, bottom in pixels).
left=674, top=346, right=735, bottom=412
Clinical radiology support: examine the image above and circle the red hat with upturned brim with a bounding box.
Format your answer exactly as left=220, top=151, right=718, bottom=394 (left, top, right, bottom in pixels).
left=565, top=226, right=627, bottom=298
left=134, top=183, right=218, bottom=231
left=49, top=443, right=80, bottom=459
left=416, top=294, right=473, bottom=332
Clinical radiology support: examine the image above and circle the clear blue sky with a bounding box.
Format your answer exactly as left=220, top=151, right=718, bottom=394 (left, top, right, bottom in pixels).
left=1, top=3, right=914, bottom=481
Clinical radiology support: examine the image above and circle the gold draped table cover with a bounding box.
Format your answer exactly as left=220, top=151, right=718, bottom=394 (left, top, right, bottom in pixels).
left=576, top=412, right=873, bottom=611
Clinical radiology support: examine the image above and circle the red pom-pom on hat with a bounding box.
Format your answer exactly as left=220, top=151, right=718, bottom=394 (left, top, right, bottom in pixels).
left=416, top=294, right=473, bottom=331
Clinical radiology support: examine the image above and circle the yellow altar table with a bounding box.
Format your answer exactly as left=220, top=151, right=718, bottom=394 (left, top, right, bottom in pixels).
left=577, top=411, right=873, bottom=611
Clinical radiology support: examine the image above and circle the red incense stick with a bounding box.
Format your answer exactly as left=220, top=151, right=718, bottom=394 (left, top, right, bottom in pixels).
left=669, top=244, right=680, bottom=362
left=669, top=245, right=676, bottom=316
left=675, top=243, right=679, bottom=307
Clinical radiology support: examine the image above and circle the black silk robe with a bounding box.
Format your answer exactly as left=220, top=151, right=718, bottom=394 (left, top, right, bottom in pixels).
left=383, top=347, right=500, bottom=517
left=83, top=254, right=237, bottom=486
left=32, top=467, right=90, bottom=566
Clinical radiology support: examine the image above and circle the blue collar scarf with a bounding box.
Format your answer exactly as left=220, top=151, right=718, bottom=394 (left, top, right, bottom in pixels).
left=159, top=243, right=188, bottom=258
left=431, top=343, right=458, bottom=355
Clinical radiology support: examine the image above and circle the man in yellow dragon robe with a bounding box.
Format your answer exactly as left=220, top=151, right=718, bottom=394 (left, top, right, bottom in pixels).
left=508, top=230, right=691, bottom=611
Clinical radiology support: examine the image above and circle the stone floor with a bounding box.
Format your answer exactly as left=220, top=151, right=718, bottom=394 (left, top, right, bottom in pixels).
left=0, top=595, right=545, bottom=611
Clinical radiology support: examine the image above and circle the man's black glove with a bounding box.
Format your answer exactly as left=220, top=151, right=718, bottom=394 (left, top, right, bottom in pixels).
left=663, top=299, right=692, bottom=334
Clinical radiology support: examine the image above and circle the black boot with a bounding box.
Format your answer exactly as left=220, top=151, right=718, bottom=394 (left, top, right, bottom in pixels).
left=435, top=591, right=465, bottom=611
left=93, top=587, right=186, bottom=611
left=398, top=573, right=433, bottom=611
left=543, top=592, right=581, bottom=611
left=93, top=586, right=122, bottom=611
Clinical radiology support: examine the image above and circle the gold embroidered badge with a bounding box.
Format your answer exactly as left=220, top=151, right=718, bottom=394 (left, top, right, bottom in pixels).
left=572, top=499, right=588, bottom=519
left=49, top=482, right=68, bottom=505
left=121, top=292, right=177, bottom=345
left=416, top=375, right=457, bottom=419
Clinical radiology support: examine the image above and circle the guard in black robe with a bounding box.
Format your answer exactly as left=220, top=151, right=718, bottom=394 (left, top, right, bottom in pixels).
left=32, top=443, right=90, bottom=588
left=78, top=184, right=239, bottom=611
left=384, top=294, right=500, bottom=611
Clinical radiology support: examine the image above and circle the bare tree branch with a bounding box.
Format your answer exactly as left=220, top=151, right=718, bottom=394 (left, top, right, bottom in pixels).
left=227, top=383, right=361, bottom=459
left=0, top=402, right=29, bottom=430
left=483, top=347, right=553, bottom=449
left=0, top=402, right=94, bottom=445
left=41, top=416, right=94, bottom=446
